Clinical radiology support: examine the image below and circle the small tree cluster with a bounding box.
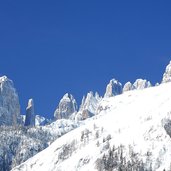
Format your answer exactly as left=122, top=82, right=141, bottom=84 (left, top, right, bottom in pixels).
left=96, top=145, right=145, bottom=171
left=58, top=139, right=77, bottom=161
left=80, top=129, right=91, bottom=144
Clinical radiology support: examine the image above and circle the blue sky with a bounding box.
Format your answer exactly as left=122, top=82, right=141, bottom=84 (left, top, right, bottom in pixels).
left=0, top=1, right=171, bottom=118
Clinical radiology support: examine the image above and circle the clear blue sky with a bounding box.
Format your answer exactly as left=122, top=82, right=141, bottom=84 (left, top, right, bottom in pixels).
left=0, top=1, right=171, bottom=118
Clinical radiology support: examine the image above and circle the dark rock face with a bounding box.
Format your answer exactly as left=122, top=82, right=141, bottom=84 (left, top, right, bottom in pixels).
left=25, top=99, right=35, bottom=126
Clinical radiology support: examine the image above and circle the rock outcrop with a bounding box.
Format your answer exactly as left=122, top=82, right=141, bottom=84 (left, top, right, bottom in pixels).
left=54, top=93, right=77, bottom=120
left=0, top=76, right=20, bottom=126
left=76, top=91, right=101, bottom=120
left=162, top=61, right=171, bottom=83
left=123, top=82, right=135, bottom=92
left=104, top=79, right=122, bottom=97
left=25, top=99, right=35, bottom=126
left=123, top=79, right=152, bottom=93
left=133, top=79, right=152, bottom=90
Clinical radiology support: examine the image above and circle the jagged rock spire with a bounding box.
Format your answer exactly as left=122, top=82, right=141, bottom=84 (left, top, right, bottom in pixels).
left=0, top=76, right=20, bottom=126
left=54, top=93, right=77, bottom=120
left=104, top=79, right=122, bottom=98
left=162, top=61, right=171, bottom=83
left=25, top=99, right=35, bottom=126
left=77, top=91, right=101, bottom=120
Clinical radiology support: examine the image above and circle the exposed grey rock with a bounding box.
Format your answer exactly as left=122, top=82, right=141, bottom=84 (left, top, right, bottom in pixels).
left=162, top=61, right=171, bottom=83
left=104, top=79, right=122, bottom=97
left=0, top=76, right=20, bottom=126
left=123, top=82, right=135, bottom=92
left=54, top=93, right=77, bottom=120
left=25, top=99, right=35, bottom=126
left=133, top=79, right=152, bottom=90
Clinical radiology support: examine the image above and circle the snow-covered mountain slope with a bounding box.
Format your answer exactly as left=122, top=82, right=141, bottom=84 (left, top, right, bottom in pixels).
left=12, top=82, right=171, bottom=171
left=0, top=119, right=78, bottom=171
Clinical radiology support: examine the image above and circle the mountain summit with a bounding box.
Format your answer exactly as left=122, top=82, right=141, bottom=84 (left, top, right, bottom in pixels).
left=104, top=79, right=122, bottom=97
left=54, top=93, right=78, bottom=120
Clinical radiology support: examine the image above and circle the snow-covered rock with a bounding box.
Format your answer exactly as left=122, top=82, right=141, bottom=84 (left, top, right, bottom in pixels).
left=75, top=92, right=101, bottom=120
left=80, top=92, right=100, bottom=114
left=0, top=76, right=20, bottom=126
left=104, top=79, right=122, bottom=97
left=25, top=99, right=35, bottom=126
left=123, top=81, right=135, bottom=92
left=35, top=115, right=50, bottom=126
left=162, top=61, right=171, bottom=83
left=12, top=81, right=171, bottom=171
left=20, top=114, right=50, bottom=126
left=133, top=79, right=152, bottom=90
left=54, top=93, right=78, bottom=120
left=123, top=79, right=152, bottom=93
left=155, top=82, right=160, bottom=86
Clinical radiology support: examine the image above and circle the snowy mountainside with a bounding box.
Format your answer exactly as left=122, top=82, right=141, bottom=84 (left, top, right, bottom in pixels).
left=13, top=82, right=171, bottom=171
left=0, top=119, right=79, bottom=171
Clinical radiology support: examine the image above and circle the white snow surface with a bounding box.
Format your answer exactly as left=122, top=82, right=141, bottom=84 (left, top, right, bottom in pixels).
left=13, top=82, right=171, bottom=171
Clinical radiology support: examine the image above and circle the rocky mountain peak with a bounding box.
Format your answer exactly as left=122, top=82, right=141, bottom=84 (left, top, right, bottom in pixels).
left=0, top=75, right=20, bottom=126
left=104, top=78, right=122, bottom=97
left=123, top=82, right=135, bottom=92
left=76, top=91, right=101, bottom=120
left=54, top=93, right=77, bottom=120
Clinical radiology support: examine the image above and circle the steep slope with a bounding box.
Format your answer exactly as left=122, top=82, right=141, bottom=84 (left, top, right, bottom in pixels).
left=12, top=82, right=171, bottom=171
